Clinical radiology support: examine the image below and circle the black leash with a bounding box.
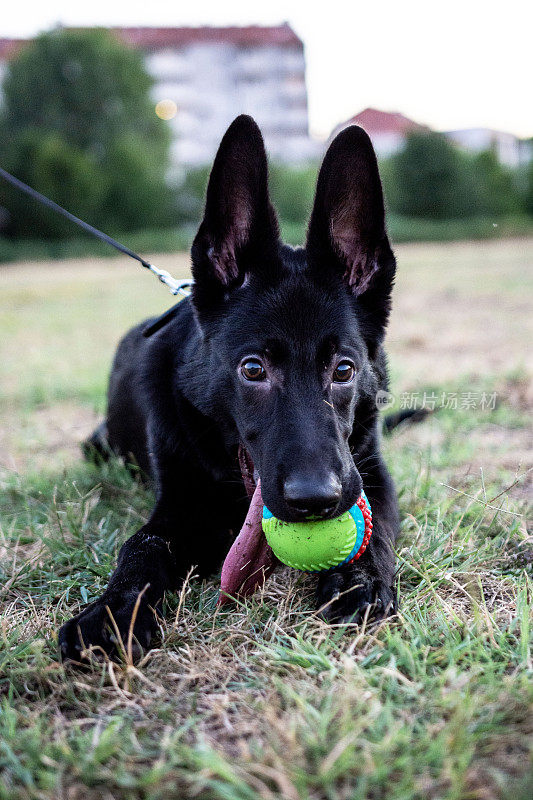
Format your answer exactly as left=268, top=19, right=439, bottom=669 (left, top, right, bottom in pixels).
left=0, top=166, right=192, bottom=336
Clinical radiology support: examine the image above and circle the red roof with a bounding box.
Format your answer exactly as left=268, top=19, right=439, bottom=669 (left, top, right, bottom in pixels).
left=338, top=107, right=428, bottom=136
left=113, top=24, right=302, bottom=50
left=0, top=38, right=24, bottom=60
left=0, top=24, right=302, bottom=61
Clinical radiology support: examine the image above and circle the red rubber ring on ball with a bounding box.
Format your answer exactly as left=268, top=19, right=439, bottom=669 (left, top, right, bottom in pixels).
left=346, top=494, right=373, bottom=563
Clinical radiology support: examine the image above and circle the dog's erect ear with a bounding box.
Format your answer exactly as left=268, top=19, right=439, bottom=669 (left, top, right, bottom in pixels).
left=191, top=115, right=280, bottom=315
left=306, top=125, right=396, bottom=347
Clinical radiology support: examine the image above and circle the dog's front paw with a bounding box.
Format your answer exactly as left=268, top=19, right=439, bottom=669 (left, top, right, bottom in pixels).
left=58, top=590, right=160, bottom=665
left=316, top=565, right=396, bottom=625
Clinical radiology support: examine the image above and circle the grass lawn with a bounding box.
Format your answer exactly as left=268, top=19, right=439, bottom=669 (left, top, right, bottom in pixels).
left=0, top=239, right=532, bottom=799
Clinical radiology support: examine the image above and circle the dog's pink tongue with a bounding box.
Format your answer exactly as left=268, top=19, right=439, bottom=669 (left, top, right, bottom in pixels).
left=219, top=481, right=275, bottom=605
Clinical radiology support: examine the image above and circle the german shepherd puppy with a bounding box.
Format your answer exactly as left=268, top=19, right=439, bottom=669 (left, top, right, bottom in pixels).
left=59, top=115, right=399, bottom=662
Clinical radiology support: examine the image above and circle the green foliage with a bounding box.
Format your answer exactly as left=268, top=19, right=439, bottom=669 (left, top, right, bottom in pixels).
left=168, top=148, right=530, bottom=252
left=97, top=133, right=173, bottom=231
left=1, top=36, right=530, bottom=256
left=0, top=28, right=173, bottom=237
left=175, top=166, right=210, bottom=225
left=523, top=146, right=533, bottom=215
left=384, top=132, right=469, bottom=219
left=175, top=141, right=533, bottom=236
left=469, top=149, right=522, bottom=216
left=269, top=164, right=317, bottom=224
left=2, top=28, right=161, bottom=152
left=381, top=132, right=528, bottom=221
left=174, top=163, right=319, bottom=230
left=1, top=130, right=105, bottom=238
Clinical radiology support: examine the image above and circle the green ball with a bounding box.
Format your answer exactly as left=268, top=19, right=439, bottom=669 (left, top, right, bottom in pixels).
left=262, top=494, right=371, bottom=572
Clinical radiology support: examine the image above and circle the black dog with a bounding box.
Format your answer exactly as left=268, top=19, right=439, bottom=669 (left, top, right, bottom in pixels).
left=59, top=115, right=399, bottom=662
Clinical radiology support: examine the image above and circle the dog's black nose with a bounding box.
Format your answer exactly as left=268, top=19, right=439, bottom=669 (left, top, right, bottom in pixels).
left=283, top=473, right=342, bottom=518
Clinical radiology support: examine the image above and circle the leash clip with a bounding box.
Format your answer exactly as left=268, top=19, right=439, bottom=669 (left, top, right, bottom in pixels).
left=143, top=262, right=194, bottom=298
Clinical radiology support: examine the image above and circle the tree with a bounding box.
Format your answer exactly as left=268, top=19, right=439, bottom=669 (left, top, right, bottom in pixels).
left=388, top=131, right=469, bottom=219
left=469, top=149, right=521, bottom=217
left=0, top=28, right=173, bottom=237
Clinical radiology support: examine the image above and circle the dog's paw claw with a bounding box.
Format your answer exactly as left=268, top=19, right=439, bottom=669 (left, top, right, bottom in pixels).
left=316, top=568, right=396, bottom=625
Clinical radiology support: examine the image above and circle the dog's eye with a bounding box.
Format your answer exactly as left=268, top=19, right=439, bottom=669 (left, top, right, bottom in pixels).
left=333, top=360, right=355, bottom=383
left=241, top=359, right=266, bottom=381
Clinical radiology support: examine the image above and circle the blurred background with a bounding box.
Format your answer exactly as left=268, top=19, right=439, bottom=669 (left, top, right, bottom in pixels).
left=0, top=2, right=532, bottom=256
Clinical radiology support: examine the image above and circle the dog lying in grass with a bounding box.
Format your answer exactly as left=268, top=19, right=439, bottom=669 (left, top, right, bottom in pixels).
left=59, top=115, right=400, bottom=663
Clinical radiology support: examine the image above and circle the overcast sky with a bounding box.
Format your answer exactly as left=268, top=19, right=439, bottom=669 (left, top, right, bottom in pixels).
left=3, top=0, right=531, bottom=139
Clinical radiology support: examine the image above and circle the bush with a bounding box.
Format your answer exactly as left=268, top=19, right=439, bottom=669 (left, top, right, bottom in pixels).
left=469, top=150, right=522, bottom=217
left=269, top=164, right=318, bottom=225
left=381, top=132, right=526, bottom=221
left=384, top=132, right=469, bottom=219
